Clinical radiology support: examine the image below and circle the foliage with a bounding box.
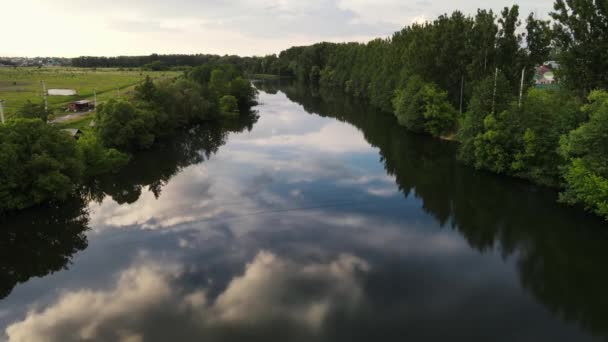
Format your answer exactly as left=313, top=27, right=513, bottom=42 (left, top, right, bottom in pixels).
left=14, top=100, right=49, bottom=122
left=76, top=132, right=129, bottom=179
left=458, top=71, right=514, bottom=164
left=551, top=0, right=608, bottom=93
left=509, top=88, right=582, bottom=185
left=219, top=95, right=239, bottom=117
left=0, top=119, right=82, bottom=213
left=461, top=88, right=582, bottom=186
left=393, top=76, right=457, bottom=137
left=0, top=62, right=258, bottom=214
left=95, top=99, right=155, bottom=151
left=229, top=77, right=258, bottom=110
left=559, top=91, right=608, bottom=219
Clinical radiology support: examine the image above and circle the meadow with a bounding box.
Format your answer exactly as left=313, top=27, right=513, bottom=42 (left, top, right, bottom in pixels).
left=0, top=67, right=180, bottom=118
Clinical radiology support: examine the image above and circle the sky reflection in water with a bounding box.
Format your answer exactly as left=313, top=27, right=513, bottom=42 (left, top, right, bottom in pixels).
left=1, top=86, right=607, bottom=342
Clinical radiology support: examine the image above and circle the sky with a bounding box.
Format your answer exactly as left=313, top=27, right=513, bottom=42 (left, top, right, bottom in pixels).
left=2, top=0, right=554, bottom=57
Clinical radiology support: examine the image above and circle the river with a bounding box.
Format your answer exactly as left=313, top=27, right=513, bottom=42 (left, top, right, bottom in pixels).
left=1, top=81, right=607, bottom=341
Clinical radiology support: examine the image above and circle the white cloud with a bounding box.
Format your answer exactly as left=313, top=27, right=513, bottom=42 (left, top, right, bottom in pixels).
left=5, top=252, right=369, bottom=341
left=2, top=0, right=554, bottom=56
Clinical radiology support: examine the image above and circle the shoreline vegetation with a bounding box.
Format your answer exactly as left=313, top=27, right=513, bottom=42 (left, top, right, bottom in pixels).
left=1, top=1, right=606, bottom=222
left=240, top=1, right=608, bottom=222
left=0, top=63, right=257, bottom=215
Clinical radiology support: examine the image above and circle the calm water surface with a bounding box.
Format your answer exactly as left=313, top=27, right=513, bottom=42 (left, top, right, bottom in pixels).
left=1, top=82, right=608, bottom=341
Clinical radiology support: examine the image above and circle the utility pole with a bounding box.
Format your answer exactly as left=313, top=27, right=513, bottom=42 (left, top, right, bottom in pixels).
left=518, top=67, right=526, bottom=109
left=492, top=68, right=498, bottom=115
left=41, top=81, right=48, bottom=113
left=459, top=75, right=465, bottom=114
left=0, top=100, right=5, bottom=124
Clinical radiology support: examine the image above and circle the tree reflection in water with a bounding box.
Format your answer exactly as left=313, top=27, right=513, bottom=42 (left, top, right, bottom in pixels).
left=257, top=80, right=608, bottom=338
left=0, top=112, right=259, bottom=301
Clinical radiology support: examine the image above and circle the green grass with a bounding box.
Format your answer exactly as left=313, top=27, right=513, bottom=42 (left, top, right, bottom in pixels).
left=0, top=67, right=180, bottom=117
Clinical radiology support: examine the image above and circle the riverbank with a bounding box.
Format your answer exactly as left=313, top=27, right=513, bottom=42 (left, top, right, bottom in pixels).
left=257, top=78, right=607, bottom=221
left=0, top=64, right=258, bottom=215
left=4, top=85, right=606, bottom=341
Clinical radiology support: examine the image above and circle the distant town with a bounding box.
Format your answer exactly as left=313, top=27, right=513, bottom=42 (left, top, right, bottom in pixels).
left=0, top=57, right=71, bottom=67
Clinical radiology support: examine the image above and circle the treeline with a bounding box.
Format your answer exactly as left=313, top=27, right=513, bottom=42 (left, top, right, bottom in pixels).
left=71, top=53, right=256, bottom=71
left=247, top=1, right=608, bottom=220
left=0, top=64, right=258, bottom=214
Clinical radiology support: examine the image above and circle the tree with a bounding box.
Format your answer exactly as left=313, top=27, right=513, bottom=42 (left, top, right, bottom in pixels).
left=496, top=5, right=525, bottom=91
left=393, top=76, right=457, bottom=137
left=551, top=0, right=608, bottom=93
left=510, top=88, right=582, bottom=186
left=393, top=76, right=427, bottom=133
left=15, top=100, right=49, bottom=122
left=0, top=119, right=82, bottom=213
left=525, top=13, right=552, bottom=67
left=459, top=72, right=514, bottom=164
left=559, top=91, right=608, bottom=219
left=419, top=84, right=458, bottom=137
left=219, top=95, right=239, bottom=117
left=95, top=99, right=155, bottom=151
left=229, top=77, right=258, bottom=110
left=76, top=132, right=129, bottom=179
left=134, top=76, right=159, bottom=103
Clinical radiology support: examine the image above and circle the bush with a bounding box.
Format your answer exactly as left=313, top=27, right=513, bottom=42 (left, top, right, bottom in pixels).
left=76, top=132, right=129, bottom=179
left=219, top=95, right=239, bottom=117
left=392, top=76, right=457, bottom=137
left=95, top=99, right=156, bottom=151
left=559, top=90, right=608, bottom=219
left=15, top=100, right=49, bottom=122
left=0, top=119, right=82, bottom=212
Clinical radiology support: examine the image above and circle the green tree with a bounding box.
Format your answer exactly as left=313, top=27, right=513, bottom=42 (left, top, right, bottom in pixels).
left=229, top=77, right=258, bottom=110
left=15, top=100, right=49, bottom=122
left=496, top=5, right=525, bottom=91
left=219, top=95, right=239, bottom=117
left=393, top=76, right=457, bottom=137
left=0, top=119, right=82, bottom=213
left=459, top=72, right=514, bottom=164
left=76, top=132, right=129, bottom=179
left=95, top=99, right=155, bottom=151
left=525, top=13, right=552, bottom=67
left=420, top=84, right=458, bottom=137
left=559, top=91, right=608, bottom=219
left=511, top=88, right=582, bottom=186
left=393, top=76, right=427, bottom=133
left=551, top=0, right=608, bottom=93
left=134, top=76, right=159, bottom=103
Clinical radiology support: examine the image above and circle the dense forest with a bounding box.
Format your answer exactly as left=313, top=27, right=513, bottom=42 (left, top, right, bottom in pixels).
left=0, top=64, right=258, bottom=214
left=245, top=0, right=608, bottom=221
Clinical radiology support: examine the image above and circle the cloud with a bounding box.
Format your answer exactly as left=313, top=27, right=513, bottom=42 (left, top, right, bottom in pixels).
left=3, top=0, right=555, bottom=56
left=5, top=263, right=181, bottom=342
left=109, top=20, right=181, bottom=33
left=5, top=252, right=369, bottom=342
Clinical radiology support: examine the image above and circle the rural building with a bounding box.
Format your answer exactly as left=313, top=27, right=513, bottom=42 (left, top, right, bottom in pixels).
left=61, top=129, right=82, bottom=139
left=67, top=100, right=94, bottom=112
left=534, top=62, right=559, bottom=89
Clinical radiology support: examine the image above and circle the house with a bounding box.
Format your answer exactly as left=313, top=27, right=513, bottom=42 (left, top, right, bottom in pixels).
left=61, top=129, right=82, bottom=139
left=534, top=62, right=559, bottom=89
left=67, top=100, right=94, bottom=112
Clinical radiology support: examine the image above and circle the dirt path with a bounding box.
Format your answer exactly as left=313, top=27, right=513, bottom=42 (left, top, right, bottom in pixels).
left=50, top=110, right=94, bottom=124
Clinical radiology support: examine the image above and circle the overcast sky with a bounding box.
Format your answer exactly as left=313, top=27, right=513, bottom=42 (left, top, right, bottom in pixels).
left=3, top=0, right=554, bottom=57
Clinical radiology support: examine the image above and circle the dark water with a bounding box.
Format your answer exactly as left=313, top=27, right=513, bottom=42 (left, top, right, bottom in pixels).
left=1, top=82, right=608, bottom=341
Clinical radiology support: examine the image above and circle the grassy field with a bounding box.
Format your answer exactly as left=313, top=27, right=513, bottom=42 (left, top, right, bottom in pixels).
left=0, top=67, right=180, bottom=118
